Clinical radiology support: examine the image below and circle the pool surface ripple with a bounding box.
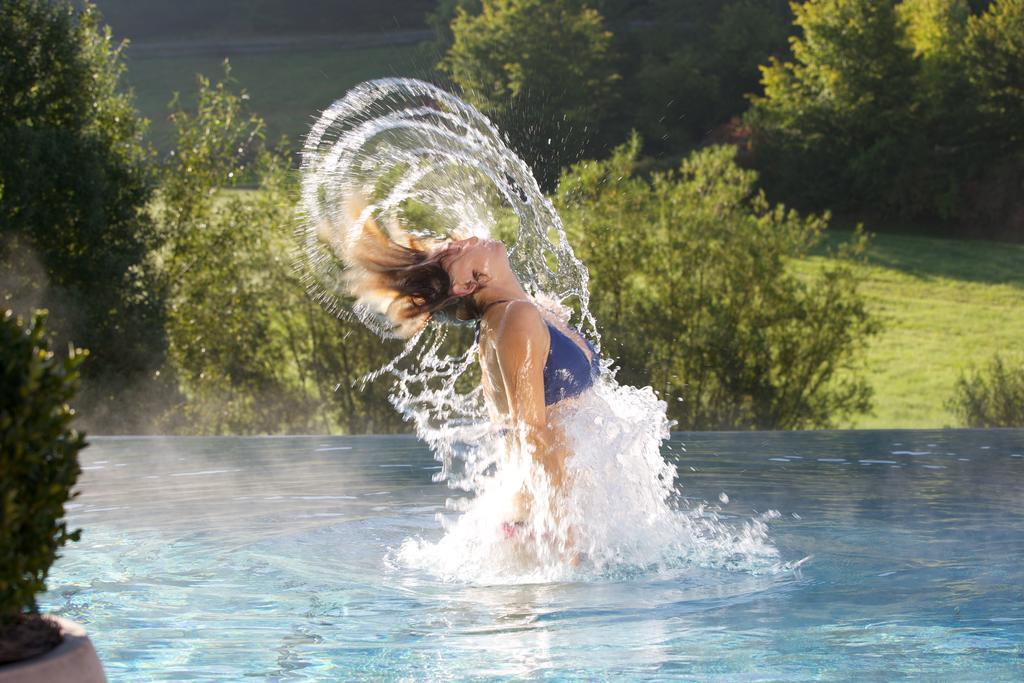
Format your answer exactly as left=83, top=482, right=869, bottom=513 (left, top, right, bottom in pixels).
left=43, top=430, right=1024, bottom=680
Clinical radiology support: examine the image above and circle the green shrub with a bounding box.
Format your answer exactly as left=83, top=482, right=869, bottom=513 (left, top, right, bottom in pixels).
left=0, top=0, right=171, bottom=433
left=557, top=135, right=879, bottom=430
left=948, top=354, right=1024, bottom=427
left=440, top=0, right=620, bottom=189
left=748, top=0, right=1024, bottom=234
left=747, top=0, right=919, bottom=214
left=0, top=310, right=87, bottom=623
left=157, top=66, right=406, bottom=434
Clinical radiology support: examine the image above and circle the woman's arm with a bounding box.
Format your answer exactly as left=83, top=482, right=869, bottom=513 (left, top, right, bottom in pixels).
left=492, top=302, right=568, bottom=489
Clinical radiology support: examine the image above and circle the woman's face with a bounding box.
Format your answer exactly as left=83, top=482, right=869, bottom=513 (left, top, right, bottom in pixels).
left=437, top=236, right=507, bottom=297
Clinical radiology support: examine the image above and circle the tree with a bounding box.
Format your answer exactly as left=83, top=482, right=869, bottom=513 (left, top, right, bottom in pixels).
left=957, top=0, right=1024, bottom=235
left=895, top=0, right=974, bottom=218
left=557, top=134, right=878, bottom=430
left=709, top=0, right=793, bottom=120
left=437, top=1, right=798, bottom=173
left=0, top=0, right=171, bottom=432
left=157, top=65, right=406, bottom=434
left=747, top=0, right=920, bottom=213
left=962, top=0, right=1024, bottom=148
left=427, top=0, right=482, bottom=55
left=901, top=0, right=971, bottom=68
left=602, top=0, right=791, bottom=157
left=441, top=0, right=620, bottom=189
left=748, top=0, right=1023, bottom=236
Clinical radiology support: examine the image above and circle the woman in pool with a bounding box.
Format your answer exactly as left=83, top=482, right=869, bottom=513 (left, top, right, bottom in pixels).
left=336, top=207, right=599, bottom=537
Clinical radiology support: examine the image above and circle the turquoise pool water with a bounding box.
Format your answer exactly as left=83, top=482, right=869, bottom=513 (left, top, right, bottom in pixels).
left=42, top=431, right=1024, bottom=680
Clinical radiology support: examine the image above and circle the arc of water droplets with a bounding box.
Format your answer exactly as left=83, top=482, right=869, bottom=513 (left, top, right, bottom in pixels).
left=294, top=78, right=597, bottom=455
left=295, top=78, right=595, bottom=338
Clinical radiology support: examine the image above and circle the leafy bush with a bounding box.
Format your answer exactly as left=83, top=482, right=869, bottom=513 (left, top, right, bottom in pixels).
left=0, top=310, right=87, bottom=623
left=0, top=0, right=172, bottom=432
left=948, top=354, right=1024, bottom=427
left=441, top=0, right=620, bottom=189
left=748, top=0, right=1024, bottom=235
left=557, top=134, right=879, bottom=430
left=962, top=0, right=1024, bottom=153
left=157, top=66, right=406, bottom=434
left=957, top=0, right=1024, bottom=235
left=747, top=0, right=919, bottom=214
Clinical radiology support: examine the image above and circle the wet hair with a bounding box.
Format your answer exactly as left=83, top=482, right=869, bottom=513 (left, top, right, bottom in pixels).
left=338, top=205, right=481, bottom=338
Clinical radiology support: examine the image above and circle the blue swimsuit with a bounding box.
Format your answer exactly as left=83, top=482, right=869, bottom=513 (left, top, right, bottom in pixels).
left=541, top=321, right=600, bottom=405
left=476, top=307, right=600, bottom=405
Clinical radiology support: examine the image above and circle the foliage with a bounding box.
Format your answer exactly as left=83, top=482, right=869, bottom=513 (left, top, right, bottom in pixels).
left=624, top=45, right=719, bottom=153
left=436, top=1, right=793, bottom=176
left=901, top=0, right=970, bottom=67
left=708, top=0, right=793, bottom=120
left=427, top=0, right=482, bottom=55
left=0, top=311, right=86, bottom=622
left=897, top=0, right=975, bottom=219
left=948, top=354, right=1024, bottom=427
left=748, top=0, right=920, bottom=213
left=962, top=0, right=1024, bottom=149
left=0, top=0, right=172, bottom=432
left=557, top=135, right=879, bottom=430
left=156, top=65, right=406, bottom=434
left=956, top=0, right=1024, bottom=233
left=441, top=0, right=620, bottom=189
left=607, top=0, right=791, bottom=154
left=749, top=0, right=1024, bottom=235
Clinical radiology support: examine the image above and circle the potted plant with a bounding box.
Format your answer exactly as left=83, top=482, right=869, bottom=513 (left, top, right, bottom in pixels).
left=0, top=310, right=105, bottom=682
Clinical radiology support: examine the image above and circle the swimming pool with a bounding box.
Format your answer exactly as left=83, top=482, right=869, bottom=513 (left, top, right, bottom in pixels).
left=42, top=431, right=1024, bottom=680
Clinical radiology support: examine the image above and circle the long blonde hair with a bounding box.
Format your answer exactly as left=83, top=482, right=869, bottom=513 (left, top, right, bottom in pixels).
left=318, top=199, right=479, bottom=338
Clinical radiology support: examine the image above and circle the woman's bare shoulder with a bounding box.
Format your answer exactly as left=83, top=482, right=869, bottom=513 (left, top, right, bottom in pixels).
left=489, top=301, right=549, bottom=353
left=498, top=300, right=546, bottom=328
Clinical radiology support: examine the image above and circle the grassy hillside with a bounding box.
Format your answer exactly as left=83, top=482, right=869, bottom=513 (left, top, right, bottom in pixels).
left=804, top=231, right=1024, bottom=428
left=126, top=41, right=441, bottom=151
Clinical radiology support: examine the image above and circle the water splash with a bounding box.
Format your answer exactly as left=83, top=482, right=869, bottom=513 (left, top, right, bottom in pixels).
left=296, top=77, right=593, bottom=340
left=396, top=381, right=788, bottom=584
left=296, top=79, right=787, bottom=583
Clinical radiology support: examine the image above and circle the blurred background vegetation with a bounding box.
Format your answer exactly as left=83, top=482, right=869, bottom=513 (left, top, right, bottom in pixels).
left=1, top=0, right=1021, bottom=433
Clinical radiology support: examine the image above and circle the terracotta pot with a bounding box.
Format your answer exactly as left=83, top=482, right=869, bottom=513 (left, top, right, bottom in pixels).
left=0, top=616, right=106, bottom=683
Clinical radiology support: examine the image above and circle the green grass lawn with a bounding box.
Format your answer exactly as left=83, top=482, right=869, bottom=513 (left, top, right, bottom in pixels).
left=806, top=230, right=1024, bottom=429
left=126, top=42, right=440, bottom=151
